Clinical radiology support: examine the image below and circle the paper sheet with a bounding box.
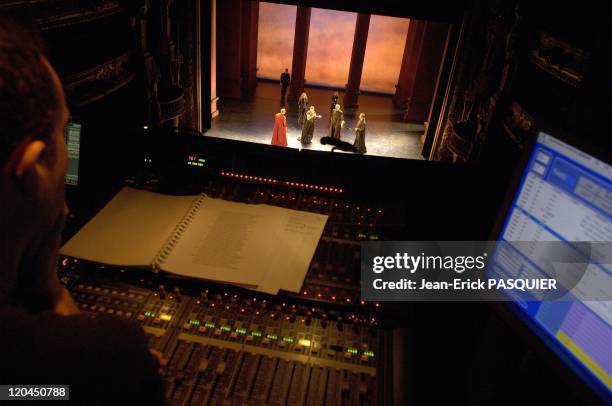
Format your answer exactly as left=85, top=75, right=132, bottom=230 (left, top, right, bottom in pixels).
left=61, top=187, right=199, bottom=266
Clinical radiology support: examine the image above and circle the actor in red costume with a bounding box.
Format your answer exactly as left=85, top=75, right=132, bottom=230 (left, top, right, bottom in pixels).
left=271, top=108, right=288, bottom=146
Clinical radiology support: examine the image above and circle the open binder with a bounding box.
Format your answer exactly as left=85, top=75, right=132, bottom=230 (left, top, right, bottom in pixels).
left=61, top=187, right=328, bottom=294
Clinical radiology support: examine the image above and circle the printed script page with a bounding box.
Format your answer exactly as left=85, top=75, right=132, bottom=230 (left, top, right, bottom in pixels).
left=61, top=187, right=199, bottom=266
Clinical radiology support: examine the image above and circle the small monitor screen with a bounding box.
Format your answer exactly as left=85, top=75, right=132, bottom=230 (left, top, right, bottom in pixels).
left=64, top=121, right=81, bottom=186
left=497, top=132, right=611, bottom=395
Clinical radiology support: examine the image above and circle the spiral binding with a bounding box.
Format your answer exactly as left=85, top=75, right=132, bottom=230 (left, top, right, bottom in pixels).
left=151, top=193, right=207, bottom=272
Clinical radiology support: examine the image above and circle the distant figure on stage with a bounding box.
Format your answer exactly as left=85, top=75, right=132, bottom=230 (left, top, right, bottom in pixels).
left=353, top=113, right=367, bottom=153
left=271, top=108, right=288, bottom=146
left=329, top=91, right=339, bottom=124
left=329, top=104, right=344, bottom=139
left=280, top=68, right=291, bottom=101
left=299, top=106, right=322, bottom=144
left=297, top=92, right=309, bottom=127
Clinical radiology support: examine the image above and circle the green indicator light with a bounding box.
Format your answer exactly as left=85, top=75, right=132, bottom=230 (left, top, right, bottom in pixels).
left=267, top=334, right=278, bottom=340
left=283, top=336, right=294, bottom=344
left=347, top=347, right=358, bottom=354
left=198, top=159, right=206, bottom=163
left=368, top=235, right=379, bottom=241
left=357, top=232, right=367, bottom=240
left=144, top=311, right=151, bottom=317
left=205, top=322, right=216, bottom=329
left=236, top=327, right=247, bottom=335
left=190, top=320, right=200, bottom=326
left=252, top=330, right=262, bottom=337
left=364, top=350, right=375, bottom=357
left=221, top=325, right=231, bottom=332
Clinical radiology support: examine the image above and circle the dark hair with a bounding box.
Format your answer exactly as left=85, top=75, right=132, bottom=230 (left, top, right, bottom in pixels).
left=0, top=16, right=60, bottom=165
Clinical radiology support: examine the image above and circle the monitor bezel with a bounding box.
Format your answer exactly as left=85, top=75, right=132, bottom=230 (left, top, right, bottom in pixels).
left=488, top=130, right=611, bottom=402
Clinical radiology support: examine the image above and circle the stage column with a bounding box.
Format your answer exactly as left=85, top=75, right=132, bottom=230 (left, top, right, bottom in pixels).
left=343, top=13, right=371, bottom=109
left=241, top=0, right=259, bottom=93
left=288, top=6, right=311, bottom=101
left=404, top=21, right=448, bottom=123
left=210, top=0, right=219, bottom=118
left=393, top=20, right=426, bottom=108
left=217, top=0, right=242, bottom=98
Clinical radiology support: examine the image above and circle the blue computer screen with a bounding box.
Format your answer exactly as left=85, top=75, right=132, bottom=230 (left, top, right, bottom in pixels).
left=64, top=121, right=81, bottom=186
left=497, top=132, right=611, bottom=395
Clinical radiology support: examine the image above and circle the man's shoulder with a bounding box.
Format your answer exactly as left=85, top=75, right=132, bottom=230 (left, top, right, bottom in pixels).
left=0, top=305, right=157, bottom=379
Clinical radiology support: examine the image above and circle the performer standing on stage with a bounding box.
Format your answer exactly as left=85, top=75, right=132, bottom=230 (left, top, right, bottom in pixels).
left=352, top=113, right=367, bottom=153
left=299, top=106, right=322, bottom=144
left=271, top=108, right=288, bottom=146
left=280, top=68, right=290, bottom=102
left=329, top=104, right=344, bottom=139
left=297, top=92, right=309, bottom=127
left=329, top=91, right=339, bottom=124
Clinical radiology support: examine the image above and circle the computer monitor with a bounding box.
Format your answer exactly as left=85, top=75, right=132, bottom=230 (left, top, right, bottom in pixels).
left=496, top=132, right=611, bottom=398
left=64, top=119, right=81, bottom=186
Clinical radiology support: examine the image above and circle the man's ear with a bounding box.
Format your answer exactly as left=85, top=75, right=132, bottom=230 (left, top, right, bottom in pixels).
left=13, top=139, right=47, bottom=195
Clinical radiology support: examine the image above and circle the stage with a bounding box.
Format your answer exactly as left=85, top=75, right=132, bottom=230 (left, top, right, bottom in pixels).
left=205, top=81, right=425, bottom=160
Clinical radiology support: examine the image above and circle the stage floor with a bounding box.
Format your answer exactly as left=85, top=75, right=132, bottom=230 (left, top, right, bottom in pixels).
left=205, top=81, right=424, bottom=160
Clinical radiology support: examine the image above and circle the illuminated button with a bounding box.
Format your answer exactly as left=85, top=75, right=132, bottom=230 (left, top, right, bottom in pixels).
left=80, top=303, right=88, bottom=309
left=125, top=312, right=132, bottom=318
left=116, top=310, right=123, bottom=316
left=262, top=338, right=270, bottom=345
left=229, top=332, right=238, bottom=339
left=183, top=323, right=191, bottom=330
left=198, top=326, right=206, bottom=333
left=107, top=308, right=114, bottom=314
left=153, top=318, right=161, bottom=325
left=98, top=306, right=106, bottom=312
left=360, top=355, right=369, bottom=363
left=344, top=352, right=352, bottom=359
left=220, top=325, right=231, bottom=333
left=246, top=335, right=254, bottom=342
left=89, top=305, right=97, bottom=311
left=214, top=329, right=222, bottom=336
left=298, top=339, right=311, bottom=347
left=160, top=314, right=172, bottom=321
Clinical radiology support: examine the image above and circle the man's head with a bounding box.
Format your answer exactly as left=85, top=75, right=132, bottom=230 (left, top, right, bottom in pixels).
left=335, top=104, right=341, bottom=111
left=0, top=17, right=69, bottom=238
left=284, top=68, right=288, bottom=73
left=280, top=108, right=286, bottom=115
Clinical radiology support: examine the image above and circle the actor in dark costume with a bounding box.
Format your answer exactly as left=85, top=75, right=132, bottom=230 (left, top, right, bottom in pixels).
left=353, top=113, right=367, bottom=153
left=280, top=68, right=290, bottom=101
left=271, top=108, right=288, bottom=146
left=329, top=103, right=344, bottom=139
left=297, top=92, right=309, bottom=127
left=299, top=105, right=322, bottom=144
left=329, top=91, right=339, bottom=125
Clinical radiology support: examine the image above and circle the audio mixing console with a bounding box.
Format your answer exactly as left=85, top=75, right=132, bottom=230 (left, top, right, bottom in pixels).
left=60, top=178, right=403, bottom=405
